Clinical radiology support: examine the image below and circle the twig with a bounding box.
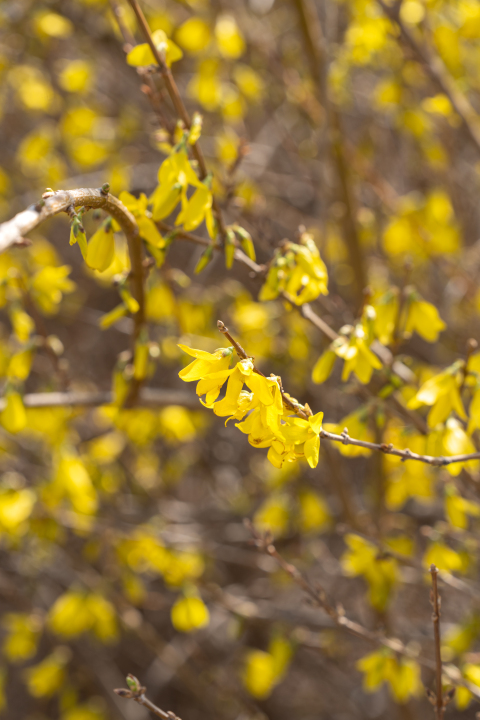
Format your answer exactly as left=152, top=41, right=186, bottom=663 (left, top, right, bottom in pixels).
left=0, top=187, right=145, bottom=333
left=0, top=186, right=147, bottom=403
left=115, top=674, right=181, bottom=720
left=216, top=320, right=480, bottom=468
left=290, top=0, right=367, bottom=304
left=428, top=565, right=451, bottom=718
left=125, top=0, right=228, bottom=242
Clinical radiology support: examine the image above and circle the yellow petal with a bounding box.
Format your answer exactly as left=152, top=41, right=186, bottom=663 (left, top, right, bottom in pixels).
left=86, top=227, right=115, bottom=271
left=304, top=433, right=320, bottom=468
left=309, top=411, right=324, bottom=435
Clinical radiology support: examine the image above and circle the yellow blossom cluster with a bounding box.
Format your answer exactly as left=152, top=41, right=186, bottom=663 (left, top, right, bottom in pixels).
left=259, top=232, right=328, bottom=305
left=178, top=344, right=324, bottom=468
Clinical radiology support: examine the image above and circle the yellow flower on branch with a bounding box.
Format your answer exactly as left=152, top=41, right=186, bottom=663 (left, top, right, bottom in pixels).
left=126, top=29, right=183, bottom=68
left=312, top=307, right=382, bottom=386
left=402, top=292, right=446, bottom=342
left=259, top=232, right=328, bottom=305
left=178, top=343, right=324, bottom=469
left=150, top=149, right=203, bottom=225
left=178, top=344, right=234, bottom=405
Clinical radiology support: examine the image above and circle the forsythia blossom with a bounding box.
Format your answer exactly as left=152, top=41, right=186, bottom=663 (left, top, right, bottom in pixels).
left=312, top=306, right=382, bottom=385
left=259, top=232, right=328, bottom=305
left=179, top=344, right=324, bottom=468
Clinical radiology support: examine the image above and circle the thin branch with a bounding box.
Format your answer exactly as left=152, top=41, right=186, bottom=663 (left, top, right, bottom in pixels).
left=216, top=320, right=480, bottom=468
left=0, top=186, right=147, bottom=403
left=125, top=0, right=228, bottom=242
left=0, top=186, right=145, bottom=331
left=115, top=675, right=181, bottom=720
left=428, top=565, right=451, bottom=718
left=290, top=0, right=367, bottom=304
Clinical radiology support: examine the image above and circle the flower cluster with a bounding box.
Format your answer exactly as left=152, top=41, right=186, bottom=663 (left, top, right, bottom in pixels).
left=259, top=231, right=328, bottom=305
left=178, top=343, right=324, bottom=468
left=372, top=286, right=446, bottom=345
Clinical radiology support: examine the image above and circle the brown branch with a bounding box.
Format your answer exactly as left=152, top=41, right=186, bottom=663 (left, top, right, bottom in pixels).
left=125, top=0, right=228, bottom=242
left=115, top=675, right=180, bottom=720
left=216, top=320, right=480, bottom=468
left=429, top=565, right=447, bottom=718
left=377, top=0, right=480, bottom=154
left=290, top=0, right=367, bottom=304
left=0, top=388, right=199, bottom=412
left=0, top=186, right=147, bottom=403
left=0, top=187, right=145, bottom=330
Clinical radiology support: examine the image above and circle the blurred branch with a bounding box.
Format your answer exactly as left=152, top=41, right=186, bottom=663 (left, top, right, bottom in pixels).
left=290, top=0, right=367, bottom=303
left=428, top=565, right=454, bottom=718
left=377, top=0, right=480, bottom=154
left=0, top=388, right=199, bottom=411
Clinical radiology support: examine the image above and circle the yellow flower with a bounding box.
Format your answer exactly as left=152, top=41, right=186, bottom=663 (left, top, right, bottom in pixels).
left=403, top=296, right=446, bottom=342
left=150, top=150, right=201, bottom=221
left=259, top=232, right=328, bottom=305
left=408, top=363, right=466, bottom=428
left=119, top=191, right=165, bottom=248
left=179, top=344, right=324, bottom=469
left=1, top=392, right=27, bottom=434
left=30, top=265, right=75, bottom=314
left=126, top=29, right=183, bottom=68
left=178, top=344, right=233, bottom=405
left=342, top=534, right=398, bottom=610
left=175, top=183, right=214, bottom=237
left=86, top=223, right=115, bottom=272
left=467, top=386, right=480, bottom=434
left=335, top=325, right=382, bottom=384
left=372, top=289, right=399, bottom=346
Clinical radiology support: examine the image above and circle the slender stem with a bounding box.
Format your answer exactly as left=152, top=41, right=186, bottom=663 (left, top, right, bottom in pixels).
left=290, top=0, right=366, bottom=304
left=125, top=0, right=228, bottom=241
left=430, top=565, right=445, bottom=719
left=135, top=694, right=171, bottom=720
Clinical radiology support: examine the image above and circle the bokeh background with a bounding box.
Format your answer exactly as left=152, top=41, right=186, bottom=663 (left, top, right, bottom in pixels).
left=2, top=0, right=480, bottom=719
